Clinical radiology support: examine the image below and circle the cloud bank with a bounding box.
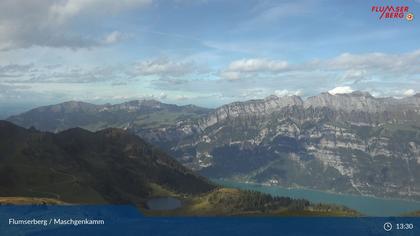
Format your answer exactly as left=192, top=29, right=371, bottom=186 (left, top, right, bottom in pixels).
left=0, top=0, right=151, bottom=50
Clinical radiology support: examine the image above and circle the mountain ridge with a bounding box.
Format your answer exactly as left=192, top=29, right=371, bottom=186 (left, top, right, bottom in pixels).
left=0, top=120, right=215, bottom=203
left=8, top=91, right=420, bottom=133
left=8, top=91, right=420, bottom=122
left=5, top=91, right=420, bottom=201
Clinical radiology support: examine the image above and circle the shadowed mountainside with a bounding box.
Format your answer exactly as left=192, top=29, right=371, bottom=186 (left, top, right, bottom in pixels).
left=0, top=120, right=214, bottom=205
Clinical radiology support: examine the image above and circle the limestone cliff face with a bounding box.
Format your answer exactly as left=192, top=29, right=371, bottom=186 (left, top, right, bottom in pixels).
left=148, top=92, right=420, bottom=146
left=197, top=95, right=303, bottom=131
left=197, top=91, right=420, bottom=132
left=135, top=92, right=420, bottom=201
left=304, top=91, right=420, bottom=113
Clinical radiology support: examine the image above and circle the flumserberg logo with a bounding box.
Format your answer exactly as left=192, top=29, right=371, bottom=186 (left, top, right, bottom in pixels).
left=371, top=5, right=414, bottom=21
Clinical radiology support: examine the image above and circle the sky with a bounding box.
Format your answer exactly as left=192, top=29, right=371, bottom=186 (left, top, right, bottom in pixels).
left=0, top=0, right=419, bottom=117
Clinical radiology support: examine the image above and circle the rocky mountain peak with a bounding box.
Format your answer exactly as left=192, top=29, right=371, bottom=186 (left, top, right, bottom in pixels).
left=304, top=91, right=386, bottom=112
left=36, top=101, right=99, bottom=113
left=110, top=99, right=164, bottom=112
left=264, top=94, right=303, bottom=103
left=125, top=99, right=161, bottom=106
left=197, top=94, right=303, bottom=130
left=220, top=94, right=302, bottom=116
left=347, top=91, right=373, bottom=98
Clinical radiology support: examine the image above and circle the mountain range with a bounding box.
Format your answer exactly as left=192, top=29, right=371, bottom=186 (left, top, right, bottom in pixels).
left=7, top=91, right=420, bottom=201
left=0, top=121, right=357, bottom=216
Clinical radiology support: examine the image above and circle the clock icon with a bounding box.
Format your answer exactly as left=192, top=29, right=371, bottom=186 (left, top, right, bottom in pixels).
left=384, top=222, right=393, bottom=232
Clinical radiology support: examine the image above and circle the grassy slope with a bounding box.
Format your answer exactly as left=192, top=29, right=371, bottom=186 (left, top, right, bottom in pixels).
left=403, top=211, right=420, bottom=217
left=0, top=184, right=359, bottom=216
left=0, top=197, right=66, bottom=205
left=142, top=188, right=360, bottom=217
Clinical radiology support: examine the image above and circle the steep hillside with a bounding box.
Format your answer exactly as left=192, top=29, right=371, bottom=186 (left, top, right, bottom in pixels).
left=0, top=120, right=215, bottom=206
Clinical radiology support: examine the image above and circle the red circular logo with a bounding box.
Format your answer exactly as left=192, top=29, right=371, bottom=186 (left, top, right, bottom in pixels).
left=406, top=13, right=414, bottom=21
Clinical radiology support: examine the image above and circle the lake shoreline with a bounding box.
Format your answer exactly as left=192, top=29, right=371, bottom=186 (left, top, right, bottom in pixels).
left=213, top=178, right=420, bottom=204
left=213, top=179, right=420, bottom=216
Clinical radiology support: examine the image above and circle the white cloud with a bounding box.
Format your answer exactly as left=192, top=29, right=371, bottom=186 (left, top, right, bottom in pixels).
left=158, top=92, right=168, bottom=100
left=220, top=71, right=241, bottom=80
left=48, top=0, right=152, bottom=23
left=274, top=89, right=303, bottom=97
left=221, top=50, right=420, bottom=83
left=227, top=58, right=288, bottom=73
left=0, top=64, right=131, bottom=84
left=340, top=69, right=367, bottom=81
left=135, top=58, right=204, bottom=77
left=0, top=64, right=34, bottom=76
left=403, top=89, right=416, bottom=96
left=221, top=58, right=289, bottom=80
left=328, top=86, right=354, bottom=95
left=0, top=0, right=151, bottom=50
left=313, top=50, right=420, bottom=75
left=175, top=95, right=189, bottom=101
left=103, top=31, right=123, bottom=44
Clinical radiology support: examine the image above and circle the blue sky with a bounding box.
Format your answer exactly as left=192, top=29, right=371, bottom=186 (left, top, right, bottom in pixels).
left=0, top=0, right=419, bottom=116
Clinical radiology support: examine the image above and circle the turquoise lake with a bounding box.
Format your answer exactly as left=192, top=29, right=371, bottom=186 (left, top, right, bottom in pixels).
left=215, top=179, right=420, bottom=216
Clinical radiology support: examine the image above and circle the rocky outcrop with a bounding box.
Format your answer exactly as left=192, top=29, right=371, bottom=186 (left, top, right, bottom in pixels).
left=197, top=95, right=303, bottom=131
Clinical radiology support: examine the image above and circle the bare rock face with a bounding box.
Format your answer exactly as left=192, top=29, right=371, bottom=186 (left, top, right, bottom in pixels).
left=305, top=92, right=392, bottom=113
left=198, top=95, right=303, bottom=131
left=303, top=91, right=420, bottom=113
left=141, top=92, right=420, bottom=201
